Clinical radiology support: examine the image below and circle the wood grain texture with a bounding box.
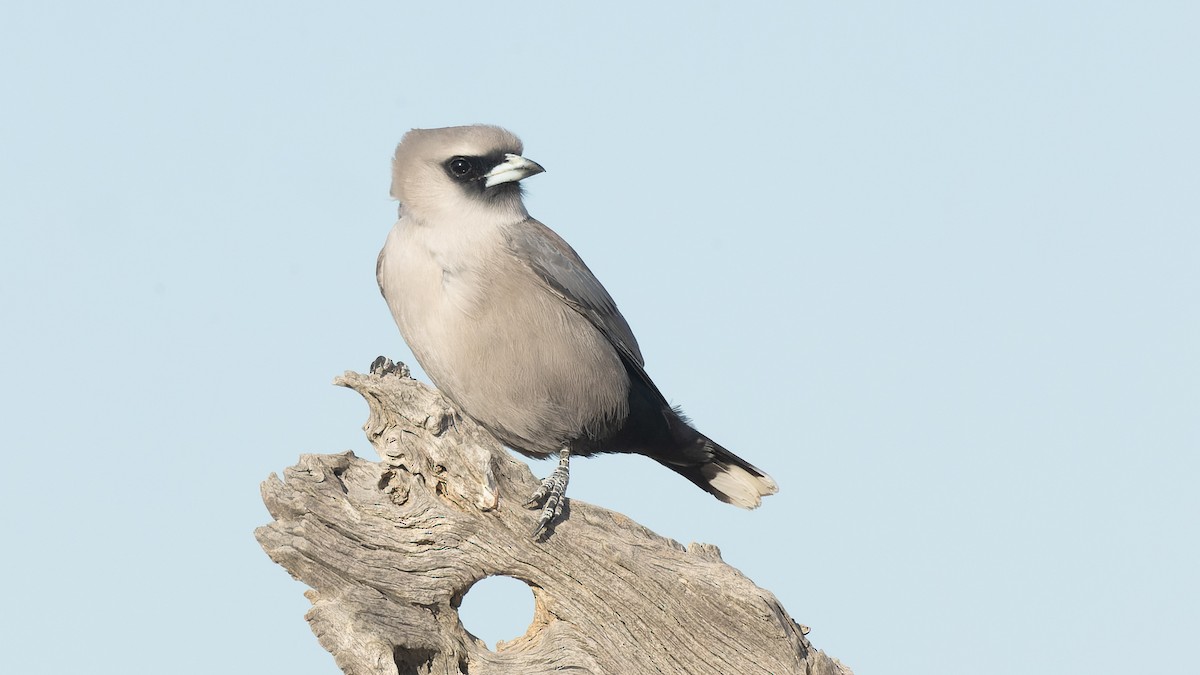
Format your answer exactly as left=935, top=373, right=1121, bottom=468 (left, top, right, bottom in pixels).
left=256, top=360, right=852, bottom=675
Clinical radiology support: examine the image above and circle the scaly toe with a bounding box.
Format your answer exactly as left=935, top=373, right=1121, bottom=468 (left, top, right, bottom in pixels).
left=528, top=448, right=572, bottom=537
left=525, top=473, right=557, bottom=508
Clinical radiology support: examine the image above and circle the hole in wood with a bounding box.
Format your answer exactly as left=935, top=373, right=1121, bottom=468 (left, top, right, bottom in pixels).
left=457, top=575, right=535, bottom=650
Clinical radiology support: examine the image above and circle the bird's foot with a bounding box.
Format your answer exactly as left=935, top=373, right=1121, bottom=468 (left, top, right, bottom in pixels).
left=369, top=356, right=409, bottom=377
left=525, top=447, right=571, bottom=538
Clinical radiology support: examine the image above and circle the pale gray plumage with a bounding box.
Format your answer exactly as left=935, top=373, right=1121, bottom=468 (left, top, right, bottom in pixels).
left=377, top=125, right=777, bottom=535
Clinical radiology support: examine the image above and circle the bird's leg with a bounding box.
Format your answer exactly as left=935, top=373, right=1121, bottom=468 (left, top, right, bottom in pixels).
left=525, top=447, right=571, bottom=537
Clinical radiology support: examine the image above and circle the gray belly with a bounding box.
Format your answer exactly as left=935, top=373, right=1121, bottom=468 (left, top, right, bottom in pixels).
left=401, top=265, right=631, bottom=457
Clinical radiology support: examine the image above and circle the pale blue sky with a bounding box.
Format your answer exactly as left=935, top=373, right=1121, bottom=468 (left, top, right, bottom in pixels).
left=1, top=2, right=1196, bottom=673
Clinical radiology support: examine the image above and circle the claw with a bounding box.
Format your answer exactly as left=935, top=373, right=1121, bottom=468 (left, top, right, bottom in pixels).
left=369, top=356, right=408, bottom=377
left=527, top=448, right=571, bottom=538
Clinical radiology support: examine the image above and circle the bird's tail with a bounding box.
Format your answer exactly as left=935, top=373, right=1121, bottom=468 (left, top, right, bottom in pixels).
left=657, top=417, right=778, bottom=509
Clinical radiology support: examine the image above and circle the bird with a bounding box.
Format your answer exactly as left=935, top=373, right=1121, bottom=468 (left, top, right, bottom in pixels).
left=376, top=125, right=777, bottom=536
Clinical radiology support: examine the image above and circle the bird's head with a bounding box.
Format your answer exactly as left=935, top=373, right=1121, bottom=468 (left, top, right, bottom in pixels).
left=391, top=125, right=545, bottom=225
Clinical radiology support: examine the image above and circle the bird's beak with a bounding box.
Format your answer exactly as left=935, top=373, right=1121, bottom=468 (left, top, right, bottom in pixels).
left=484, top=154, right=546, bottom=188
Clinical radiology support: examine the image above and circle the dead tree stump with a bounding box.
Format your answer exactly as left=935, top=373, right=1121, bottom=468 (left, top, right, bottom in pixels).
left=256, top=360, right=852, bottom=675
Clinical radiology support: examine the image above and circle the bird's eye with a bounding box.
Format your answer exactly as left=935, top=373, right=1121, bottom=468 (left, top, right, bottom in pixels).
left=448, top=157, right=473, bottom=177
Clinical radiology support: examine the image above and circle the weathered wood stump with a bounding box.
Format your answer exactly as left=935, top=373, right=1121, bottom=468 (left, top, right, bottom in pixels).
left=256, top=360, right=852, bottom=674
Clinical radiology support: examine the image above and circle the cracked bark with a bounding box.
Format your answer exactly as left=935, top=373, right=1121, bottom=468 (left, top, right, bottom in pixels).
left=256, top=360, right=852, bottom=675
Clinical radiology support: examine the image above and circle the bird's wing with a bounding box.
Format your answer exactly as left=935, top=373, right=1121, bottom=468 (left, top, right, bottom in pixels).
left=504, top=218, right=651, bottom=374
